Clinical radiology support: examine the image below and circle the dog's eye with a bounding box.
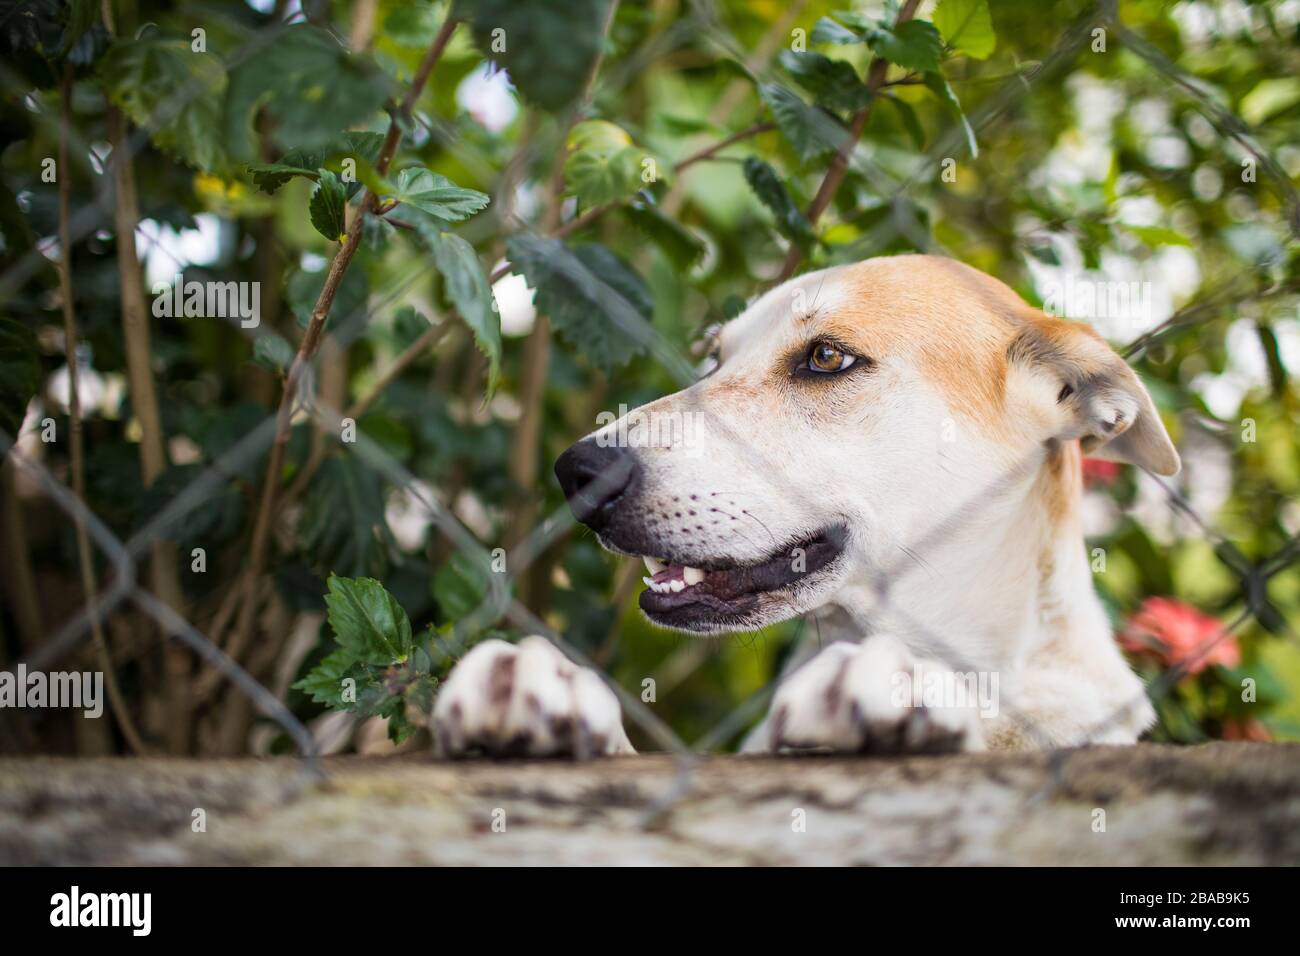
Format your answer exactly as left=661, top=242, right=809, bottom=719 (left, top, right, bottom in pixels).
left=806, top=342, right=856, bottom=374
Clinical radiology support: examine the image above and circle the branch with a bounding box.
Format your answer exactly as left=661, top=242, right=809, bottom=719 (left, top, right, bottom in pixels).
left=225, top=15, right=460, bottom=678
left=775, top=0, right=922, bottom=282
left=101, top=14, right=191, bottom=753
left=503, top=0, right=622, bottom=609
left=58, top=67, right=148, bottom=755
left=674, top=121, right=775, bottom=171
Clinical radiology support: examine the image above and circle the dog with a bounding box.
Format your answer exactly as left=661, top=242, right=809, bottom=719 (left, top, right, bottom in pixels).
left=432, top=254, right=1179, bottom=757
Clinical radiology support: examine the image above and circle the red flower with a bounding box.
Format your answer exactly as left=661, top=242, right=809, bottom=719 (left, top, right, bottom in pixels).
left=1119, top=597, right=1240, bottom=676
left=1222, top=718, right=1271, bottom=742
left=1082, top=456, right=1121, bottom=487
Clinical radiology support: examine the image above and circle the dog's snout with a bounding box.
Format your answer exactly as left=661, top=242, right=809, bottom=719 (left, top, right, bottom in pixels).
left=554, top=440, right=639, bottom=532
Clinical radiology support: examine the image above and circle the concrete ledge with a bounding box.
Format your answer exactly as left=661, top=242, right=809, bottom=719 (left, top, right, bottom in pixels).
left=2, top=743, right=1297, bottom=865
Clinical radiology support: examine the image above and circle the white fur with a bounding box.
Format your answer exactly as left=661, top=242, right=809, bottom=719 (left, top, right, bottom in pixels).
left=434, top=260, right=1161, bottom=756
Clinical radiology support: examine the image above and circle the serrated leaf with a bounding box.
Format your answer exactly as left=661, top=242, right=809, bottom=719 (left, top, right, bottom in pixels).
left=432, top=232, right=501, bottom=394
left=505, top=235, right=652, bottom=371
left=933, top=0, right=996, bottom=60
left=461, top=0, right=613, bottom=111
left=391, top=305, right=431, bottom=350
left=100, top=36, right=227, bottom=171
left=248, top=131, right=385, bottom=195
left=223, top=25, right=393, bottom=163
left=323, top=574, right=414, bottom=666
left=777, top=50, right=871, bottom=114
left=564, top=119, right=645, bottom=208
left=292, top=646, right=366, bottom=708
left=743, top=157, right=813, bottom=248
left=299, top=456, right=394, bottom=578
left=309, top=168, right=347, bottom=241
left=386, top=167, right=490, bottom=223
left=624, top=204, right=705, bottom=270
left=924, top=71, right=978, bottom=157
left=866, top=20, right=944, bottom=73
left=0, top=318, right=40, bottom=443
left=758, top=83, right=843, bottom=162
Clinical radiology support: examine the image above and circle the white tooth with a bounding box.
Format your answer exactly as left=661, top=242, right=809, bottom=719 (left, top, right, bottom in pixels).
left=683, top=567, right=705, bottom=586
left=653, top=581, right=670, bottom=594
left=643, top=556, right=666, bottom=575
left=669, top=579, right=686, bottom=593
left=642, top=576, right=655, bottom=588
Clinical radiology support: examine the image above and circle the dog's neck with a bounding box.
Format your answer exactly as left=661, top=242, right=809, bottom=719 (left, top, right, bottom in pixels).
left=835, top=440, right=1104, bottom=670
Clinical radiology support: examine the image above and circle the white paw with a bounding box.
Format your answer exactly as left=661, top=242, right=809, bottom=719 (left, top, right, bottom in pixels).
left=767, top=637, right=985, bottom=755
left=433, top=636, right=634, bottom=758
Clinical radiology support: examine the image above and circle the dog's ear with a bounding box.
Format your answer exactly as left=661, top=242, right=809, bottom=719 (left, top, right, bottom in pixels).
left=1007, top=317, right=1180, bottom=476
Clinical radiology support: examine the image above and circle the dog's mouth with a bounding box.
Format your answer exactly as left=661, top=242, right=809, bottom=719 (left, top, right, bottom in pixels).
left=634, top=524, right=847, bottom=631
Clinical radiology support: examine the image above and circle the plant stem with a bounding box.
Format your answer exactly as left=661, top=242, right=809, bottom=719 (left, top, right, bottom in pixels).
left=674, top=121, right=775, bottom=171
left=102, top=15, right=192, bottom=750
left=775, top=0, right=921, bottom=282
left=225, top=16, right=460, bottom=680
left=58, top=66, right=149, bottom=756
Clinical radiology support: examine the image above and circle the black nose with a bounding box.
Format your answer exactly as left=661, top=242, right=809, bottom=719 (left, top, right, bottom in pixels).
left=554, top=440, right=639, bottom=532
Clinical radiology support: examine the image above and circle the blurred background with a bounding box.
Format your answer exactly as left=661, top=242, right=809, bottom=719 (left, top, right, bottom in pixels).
left=0, top=0, right=1297, bottom=759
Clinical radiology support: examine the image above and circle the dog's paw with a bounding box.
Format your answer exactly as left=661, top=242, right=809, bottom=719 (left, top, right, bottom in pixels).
left=767, top=637, right=986, bottom=755
left=433, top=636, right=634, bottom=758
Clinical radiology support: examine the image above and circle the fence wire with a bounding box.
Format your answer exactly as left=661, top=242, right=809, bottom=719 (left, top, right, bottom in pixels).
left=1, top=0, right=1298, bottom=833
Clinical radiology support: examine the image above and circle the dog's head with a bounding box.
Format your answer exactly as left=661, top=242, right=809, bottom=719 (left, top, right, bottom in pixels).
left=555, top=254, right=1179, bottom=634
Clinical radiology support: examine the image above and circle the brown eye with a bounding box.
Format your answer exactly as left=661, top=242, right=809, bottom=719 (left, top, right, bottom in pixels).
left=807, top=342, right=855, bottom=374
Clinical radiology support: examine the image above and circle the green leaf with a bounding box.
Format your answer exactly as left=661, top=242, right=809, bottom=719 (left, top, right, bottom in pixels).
left=777, top=50, right=871, bottom=114
left=100, top=36, right=227, bottom=171
left=866, top=20, right=944, bottom=73
left=223, top=25, right=393, bottom=163
left=1122, top=224, right=1192, bottom=248
left=810, top=16, right=864, bottom=45
left=0, top=181, right=35, bottom=262
left=252, top=333, right=295, bottom=371
left=564, top=119, right=646, bottom=207
left=247, top=131, right=385, bottom=195
left=743, top=157, right=814, bottom=248
left=432, top=232, right=501, bottom=395
left=293, top=646, right=366, bottom=708
left=309, top=169, right=347, bottom=242
left=386, top=167, right=490, bottom=224
left=933, top=0, right=996, bottom=60
left=323, top=574, right=414, bottom=667
left=434, top=553, right=491, bottom=622
left=924, top=71, right=978, bottom=158
left=461, top=0, right=614, bottom=111
left=1240, top=78, right=1300, bottom=126
left=505, top=236, right=652, bottom=371
left=624, top=204, right=705, bottom=270
left=758, top=83, right=843, bottom=162
left=885, top=95, right=926, bottom=149
left=0, top=318, right=40, bottom=443
left=134, top=463, right=245, bottom=548
left=299, top=456, right=394, bottom=578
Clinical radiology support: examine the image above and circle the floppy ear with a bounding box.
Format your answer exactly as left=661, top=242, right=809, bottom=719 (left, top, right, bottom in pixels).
left=1007, top=318, right=1180, bottom=476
